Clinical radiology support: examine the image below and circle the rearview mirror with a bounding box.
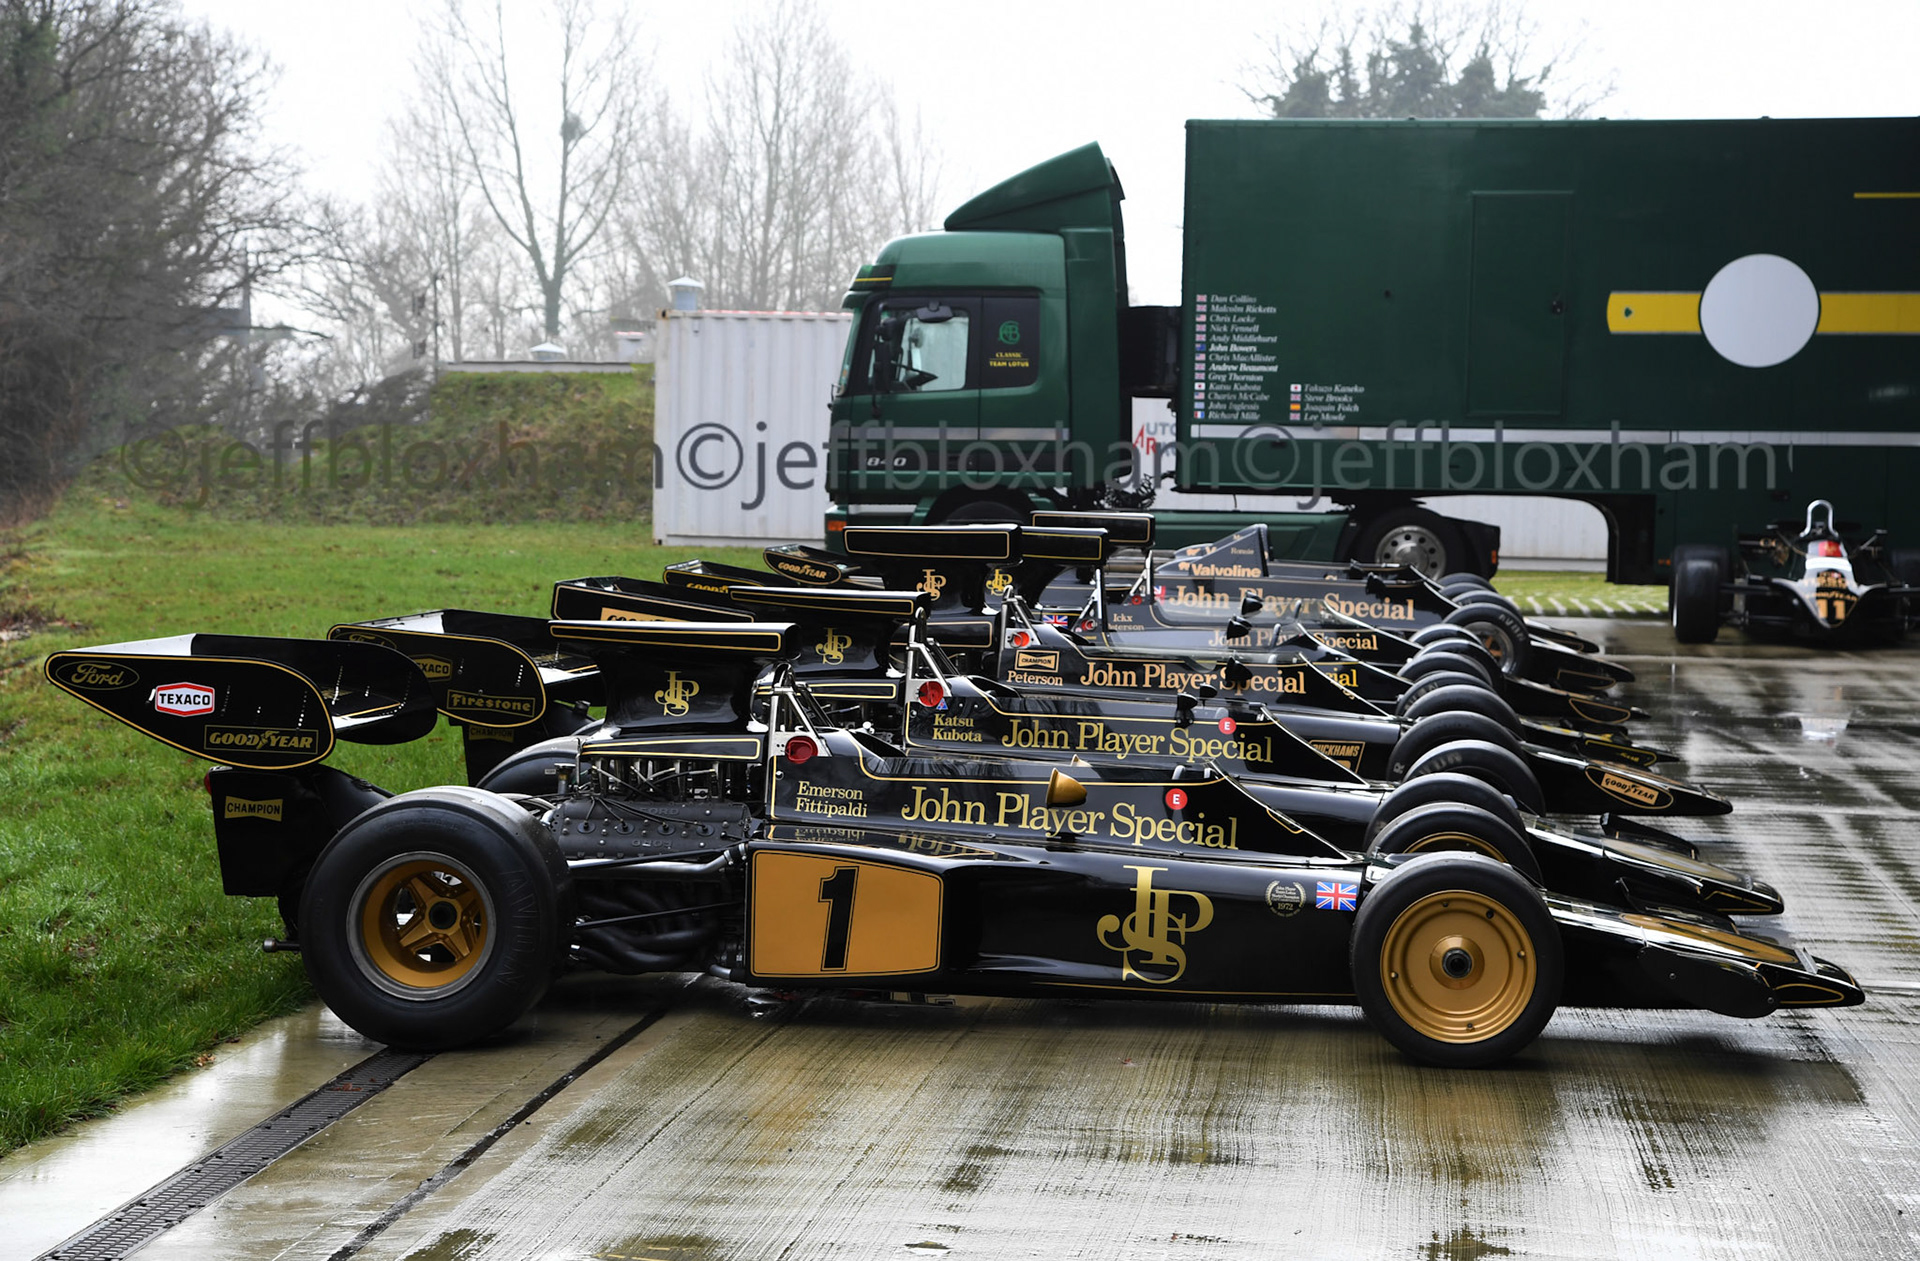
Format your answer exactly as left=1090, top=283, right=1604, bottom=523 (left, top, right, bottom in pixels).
left=1224, top=617, right=1252, bottom=639
left=1240, top=594, right=1264, bottom=616
left=1045, top=768, right=1088, bottom=808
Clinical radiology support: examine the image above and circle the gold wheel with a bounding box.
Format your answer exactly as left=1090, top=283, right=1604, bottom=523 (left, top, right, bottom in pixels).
left=1400, top=830, right=1506, bottom=861
left=1378, top=889, right=1536, bottom=1043
left=349, top=852, right=495, bottom=1000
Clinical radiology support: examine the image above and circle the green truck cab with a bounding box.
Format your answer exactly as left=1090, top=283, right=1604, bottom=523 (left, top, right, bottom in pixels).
left=830, top=119, right=1919, bottom=582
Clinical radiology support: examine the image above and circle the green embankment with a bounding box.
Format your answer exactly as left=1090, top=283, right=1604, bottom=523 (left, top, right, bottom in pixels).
left=0, top=369, right=764, bottom=1154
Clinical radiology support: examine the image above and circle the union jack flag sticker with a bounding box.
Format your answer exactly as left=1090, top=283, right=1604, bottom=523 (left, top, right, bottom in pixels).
left=1315, top=881, right=1358, bottom=912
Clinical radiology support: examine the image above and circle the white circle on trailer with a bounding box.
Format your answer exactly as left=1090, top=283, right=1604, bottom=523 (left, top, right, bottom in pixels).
left=1698, top=253, right=1821, bottom=368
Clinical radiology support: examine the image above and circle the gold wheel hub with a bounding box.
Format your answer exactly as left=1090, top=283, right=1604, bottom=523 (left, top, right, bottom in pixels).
left=1402, top=830, right=1505, bottom=861
left=1380, top=890, right=1536, bottom=1043
left=351, top=854, right=493, bottom=999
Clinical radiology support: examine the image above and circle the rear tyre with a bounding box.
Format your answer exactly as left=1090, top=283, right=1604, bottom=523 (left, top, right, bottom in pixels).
left=1401, top=739, right=1545, bottom=813
left=1351, top=855, right=1562, bottom=1067
left=299, top=788, right=570, bottom=1051
left=1443, top=604, right=1533, bottom=677
left=1439, top=573, right=1493, bottom=591
left=1450, top=589, right=1524, bottom=618
left=1398, top=684, right=1522, bottom=732
left=1363, top=772, right=1529, bottom=846
left=1366, top=803, right=1543, bottom=886
left=1410, top=625, right=1477, bottom=649
left=1395, top=672, right=1497, bottom=716
left=1388, top=712, right=1526, bottom=778
left=1414, top=638, right=1503, bottom=683
left=1670, top=555, right=1722, bottom=644
left=1399, top=651, right=1495, bottom=689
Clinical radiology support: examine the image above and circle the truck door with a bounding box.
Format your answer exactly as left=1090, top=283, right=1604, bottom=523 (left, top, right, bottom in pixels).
left=1467, top=191, right=1572, bottom=417
left=840, top=296, right=980, bottom=494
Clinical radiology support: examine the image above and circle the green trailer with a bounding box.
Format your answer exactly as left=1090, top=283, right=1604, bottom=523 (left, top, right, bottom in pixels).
left=827, top=118, right=1919, bottom=582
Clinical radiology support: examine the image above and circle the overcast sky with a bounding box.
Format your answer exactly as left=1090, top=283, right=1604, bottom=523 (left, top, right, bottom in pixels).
left=185, top=0, right=1918, bottom=306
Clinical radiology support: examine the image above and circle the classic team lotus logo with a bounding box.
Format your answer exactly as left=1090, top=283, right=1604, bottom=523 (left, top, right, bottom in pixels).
left=1097, top=864, right=1215, bottom=985
left=918, top=569, right=948, bottom=598
left=655, top=670, right=700, bottom=717
left=815, top=629, right=852, bottom=666
left=151, top=682, right=215, bottom=717
left=54, top=659, right=139, bottom=691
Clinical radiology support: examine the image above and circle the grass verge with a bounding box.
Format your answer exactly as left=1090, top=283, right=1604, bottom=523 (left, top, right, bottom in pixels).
left=1493, top=570, right=1668, bottom=618
left=0, top=489, right=759, bottom=1154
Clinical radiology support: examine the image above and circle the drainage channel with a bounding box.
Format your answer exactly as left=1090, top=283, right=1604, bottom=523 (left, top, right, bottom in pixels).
left=39, top=1049, right=430, bottom=1261
left=38, top=1007, right=669, bottom=1261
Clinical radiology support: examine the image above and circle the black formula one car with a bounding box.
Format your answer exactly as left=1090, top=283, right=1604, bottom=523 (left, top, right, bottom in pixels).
left=1671, top=499, right=1920, bottom=644
left=45, top=615, right=1862, bottom=1069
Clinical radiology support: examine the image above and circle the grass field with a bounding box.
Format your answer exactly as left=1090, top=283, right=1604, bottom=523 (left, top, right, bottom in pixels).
left=0, top=487, right=760, bottom=1154
left=1493, top=569, right=1669, bottom=618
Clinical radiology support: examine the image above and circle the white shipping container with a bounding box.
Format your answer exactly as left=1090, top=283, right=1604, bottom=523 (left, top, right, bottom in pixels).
left=653, top=310, right=850, bottom=547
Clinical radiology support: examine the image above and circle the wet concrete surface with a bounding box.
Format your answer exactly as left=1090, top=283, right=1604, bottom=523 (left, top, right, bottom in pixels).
left=12, top=620, right=1920, bottom=1259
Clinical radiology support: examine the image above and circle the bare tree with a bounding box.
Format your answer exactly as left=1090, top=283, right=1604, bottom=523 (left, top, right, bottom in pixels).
left=0, top=0, right=309, bottom=519
left=1243, top=2, right=1612, bottom=120
left=425, top=0, right=644, bottom=343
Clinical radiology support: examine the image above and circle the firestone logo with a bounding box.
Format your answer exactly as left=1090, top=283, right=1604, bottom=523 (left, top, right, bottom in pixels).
left=151, top=682, right=215, bottom=717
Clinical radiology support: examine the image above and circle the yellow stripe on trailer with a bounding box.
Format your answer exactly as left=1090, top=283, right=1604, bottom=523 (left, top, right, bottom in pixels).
left=1816, top=292, right=1920, bottom=334
left=1606, top=292, right=1701, bottom=333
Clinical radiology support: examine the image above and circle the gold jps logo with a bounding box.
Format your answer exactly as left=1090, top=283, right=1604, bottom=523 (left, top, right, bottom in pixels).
left=655, top=671, right=700, bottom=717
left=918, top=568, right=948, bottom=598
left=985, top=568, right=1014, bottom=595
left=1097, top=865, right=1215, bottom=985
left=815, top=628, right=852, bottom=666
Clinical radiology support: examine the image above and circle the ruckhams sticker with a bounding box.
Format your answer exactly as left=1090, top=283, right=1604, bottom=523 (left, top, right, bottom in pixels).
left=151, top=683, right=215, bottom=717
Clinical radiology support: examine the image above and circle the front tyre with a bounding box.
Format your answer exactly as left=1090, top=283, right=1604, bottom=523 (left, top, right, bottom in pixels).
left=299, top=788, right=570, bottom=1051
left=1352, top=854, right=1562, bottom=1067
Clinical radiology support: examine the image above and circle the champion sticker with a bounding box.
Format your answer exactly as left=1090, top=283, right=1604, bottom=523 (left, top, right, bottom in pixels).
left=1165, top=788, right=1189, bottom=811
left=1218, top=716, right=1237, bottom=735
left=1315, top=881, right=1358, bottom=912
left=151, top=682, right=215, bottom=717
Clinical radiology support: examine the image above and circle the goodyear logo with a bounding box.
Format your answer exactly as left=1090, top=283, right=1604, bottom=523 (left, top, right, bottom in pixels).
left=772, top=557, right=838, bottom=584
left=205, top=726, right=320, bottom=753
left=601, top=607, right=664, bottom=622
left=445, top=690, right=538, bottom=717
left=55, top=659, right=140, bottom=691
left=415, top=656, right=454, bottom=680
left=223, top=796, right=283, bottom=821
left=1590, top=767, right=1667, bottom=809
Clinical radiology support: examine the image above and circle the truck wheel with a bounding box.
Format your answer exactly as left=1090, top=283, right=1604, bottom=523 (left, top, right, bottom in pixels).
left=1363, top=772, right=1529, bottom=846
left=1398, top=650, right=1495, bottom=689
left=1443, top=604, right=1533, bottom=676
left=1389, top=712, right=1526, bottom=778
left=1366, top=803, right=1543, bottom=886
left=1351, top=854, right=1562, bottom=1067
left=1401, top=739, right=1545, bottom=813
left=1352, top=507, right=1467, bottom=581
left=1397, top=684, right=1522, bottom=732
left=299, top=788, right=570, bottom=1051
left=1670, top=555, right=1722, bottom=644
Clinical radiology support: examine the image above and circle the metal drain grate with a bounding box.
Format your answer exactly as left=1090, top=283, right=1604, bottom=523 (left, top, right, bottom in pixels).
left=41, top=1048, right=429, bottom=1261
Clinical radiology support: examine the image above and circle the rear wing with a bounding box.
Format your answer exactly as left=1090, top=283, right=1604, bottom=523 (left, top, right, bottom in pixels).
left=1032, top=510, right=1155, bottom=550
left=44, top=634, right=437, bottom=769
left=327, top=609, right=600, bottom=729
left=762, top=544, right=866, bottom=586
left=552, top=575, right=751, bottom=624
left=548, top=620, right=797, bottom=734
left=661, top=559, right=783, bottom=597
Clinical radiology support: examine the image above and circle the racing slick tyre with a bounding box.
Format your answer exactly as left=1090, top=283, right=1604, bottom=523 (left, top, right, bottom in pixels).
left=1669, top=555, right=1722, bottom=644
left=299, top=787, right=571, bottom=1051
left=1443, top=603, right=1533, bottom=677
left=1401, top=739, right=1546, bottom=814
left=1388, top=712, right=1526, bottom=778
left=1363, top=772, right=1529, bottom=847
left=1410, top=624, right=1477, bottom=649
left=1439, top=573, right=1493, bottom=591
left=1351, top=854, right=1563, bottom=1067
left=1449, top=589, right=1524, bottom=618
left=1395, top=671, right=1498, bottom=715
left=1397, top=684, right=1522, bottom=733
left=1352, top=506, right=1468, bottom=581
left=1413, top=637, right=1504, bottom=683
left=1365, top=803, right=1544, bottom=886
left=1398, top=650, right=1496, bottom=689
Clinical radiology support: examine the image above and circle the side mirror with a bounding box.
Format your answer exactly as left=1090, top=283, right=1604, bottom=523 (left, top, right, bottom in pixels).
left=1173, top=691, right=1199, bottom=725
left=1195, top=683, right=1218, bottom=699
left=1240, top=594, right=1264, bottom=616
left=1224, top=616, right=1252, bottom=639
left=1045, top=768, right=1088, bottom=808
